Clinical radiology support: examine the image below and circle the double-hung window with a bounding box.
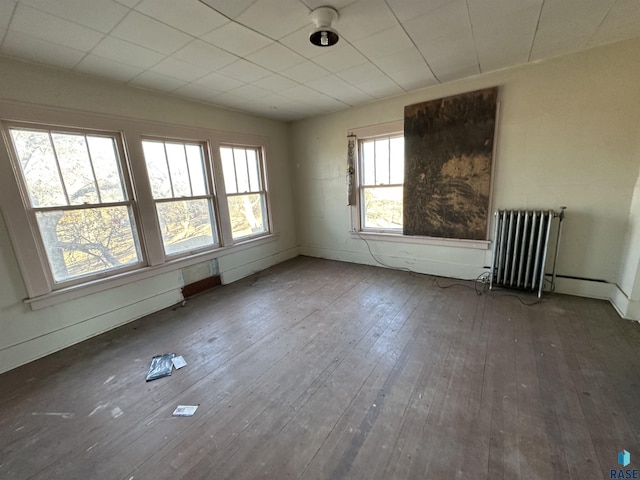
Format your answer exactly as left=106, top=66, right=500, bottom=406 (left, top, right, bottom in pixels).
left=8, top=125, right=143, bottom=285
left=141, top=139, right=218, bottom=257
left=359, top=135, right=404, bottom=232
left=220, top=145, right=269, bottom=240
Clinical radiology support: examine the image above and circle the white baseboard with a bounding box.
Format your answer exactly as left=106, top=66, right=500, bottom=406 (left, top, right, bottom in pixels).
left=301, top=245, right=640, bottom=322
left=220, top=246, right=301, bottom=285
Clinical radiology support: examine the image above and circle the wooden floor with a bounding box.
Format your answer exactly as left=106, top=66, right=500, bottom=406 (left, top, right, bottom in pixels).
left=1, top=256, right=639, bottom=480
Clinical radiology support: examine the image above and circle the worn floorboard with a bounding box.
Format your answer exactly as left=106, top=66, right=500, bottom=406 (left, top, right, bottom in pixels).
left=0, top=256, right=639, bottom=480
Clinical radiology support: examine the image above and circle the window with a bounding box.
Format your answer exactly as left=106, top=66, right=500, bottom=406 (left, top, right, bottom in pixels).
left=0, top=104, right=278, bottom=307
left=220, top=145, right=269, bottom=240
left=142, top=139, right=218, bottom=257
left=359, top=135, right=404, bottom=231
left=8, top=126, right=142, bottom=284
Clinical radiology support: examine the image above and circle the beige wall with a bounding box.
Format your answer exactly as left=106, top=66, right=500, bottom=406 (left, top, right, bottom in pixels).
left=290, top=37, right=640, bottom=318
left=0, top=57, right=298, bottom=374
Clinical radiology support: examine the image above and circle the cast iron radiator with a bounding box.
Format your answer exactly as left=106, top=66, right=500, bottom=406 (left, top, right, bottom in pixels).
left=489, top=208, right=565, bottom=298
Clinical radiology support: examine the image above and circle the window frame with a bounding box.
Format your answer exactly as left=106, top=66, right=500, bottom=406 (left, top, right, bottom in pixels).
left=218, top=143, right=271, bottom=242
left=0, top=100, right=278, bottom=309
left=140, top=136, right=222, bottom=259
left=349, top=120, right=490, bottom=250
left=358, top=134, right=405, bottom=233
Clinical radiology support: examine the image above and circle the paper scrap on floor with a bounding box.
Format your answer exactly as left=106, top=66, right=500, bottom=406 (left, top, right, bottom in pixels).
left=172, top=405, right=198, bottom=417
left=172, top=356, right=187, bottom=369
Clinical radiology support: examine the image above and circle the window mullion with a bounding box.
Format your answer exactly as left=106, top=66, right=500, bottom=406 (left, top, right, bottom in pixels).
left=84, top=134, right=103, bottom=204
left=48, top=132, right=71, bottom=206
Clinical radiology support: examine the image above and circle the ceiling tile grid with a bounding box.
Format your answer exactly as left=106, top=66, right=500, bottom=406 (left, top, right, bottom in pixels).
left=0, top=0, right=638, bottom=121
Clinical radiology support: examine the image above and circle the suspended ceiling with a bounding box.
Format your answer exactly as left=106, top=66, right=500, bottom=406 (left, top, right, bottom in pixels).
left=0, top=0, right=638, bottom=121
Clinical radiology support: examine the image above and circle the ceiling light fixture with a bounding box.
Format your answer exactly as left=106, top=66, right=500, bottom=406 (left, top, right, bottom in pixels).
left=309, top=7, right=339, bottom=47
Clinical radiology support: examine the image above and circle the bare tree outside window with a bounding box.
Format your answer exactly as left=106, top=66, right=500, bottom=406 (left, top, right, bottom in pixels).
left=9, top=127, right=142, bottom=283
left=220, top=146, right=269, bottom=240
left=142, top=139, right=218, bottom=256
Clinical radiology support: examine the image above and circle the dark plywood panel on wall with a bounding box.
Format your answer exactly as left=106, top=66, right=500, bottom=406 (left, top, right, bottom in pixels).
left=403, top=87, right=498, bottom=240
left=0, top=256, right=638, bottom=479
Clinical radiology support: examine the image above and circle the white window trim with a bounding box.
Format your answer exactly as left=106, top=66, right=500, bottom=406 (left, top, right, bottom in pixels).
left=348, top=120, right=490, bottom=250
left=218, top=142, right=273, bottom=242
left=0, top=100, right=278, bottom=309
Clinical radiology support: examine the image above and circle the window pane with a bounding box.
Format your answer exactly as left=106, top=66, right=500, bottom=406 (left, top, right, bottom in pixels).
left=52, top=133, right=99, bottom=205
left=165, top=143, right=191, bottom=197
left=362, top=140, right=375, bottom=186
left=35, top=206, right=141, bottom=282
left=220, top=147, right=237, bottom=194
left=142, top=141, right=172, bottom=199
left=228, top=193, right=267, bottom=240
left=87, top=136, right=125, bottom=202
left=156, top=199, right=216, bottom=256
left=185, top=144, right=207, bottom=196
left=10, top=129, right=67, bottom=207
left=246, top=149, right=261, bottom=192
left=389, top=137, right=404, bottom=185
left=374, top=139, right=390, bottom=185
left=363, top=186, right=403, bottom=230
left=234, top=148, right=250, bottom=193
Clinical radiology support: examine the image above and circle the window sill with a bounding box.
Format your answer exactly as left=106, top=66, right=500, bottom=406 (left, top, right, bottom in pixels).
left=350, top=230, right=490, bottom=250
left=24, top=233, right=279, bottom=310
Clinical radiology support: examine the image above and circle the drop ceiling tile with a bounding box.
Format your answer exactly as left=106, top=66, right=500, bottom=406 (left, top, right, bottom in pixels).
left=198, top=0, right=257, bottom=20
left=251, top=74, right=300, bottom=93
left=374, top=47, right=437, bottom=90
left=588, top=0, right=640, bottom=46
left=150, top=57, right=210, bottom=83
left=129, top=70, right=187, bottom=92
left=201, top=22, right=271, bottom=57
left=217, top=59, right=272, bottom=82
left=74, top=54, right=143, bottom=82
left=114, top=0, right=140, bottom=7
left=236, top=0, right=310, bottom=40
left=337, top=0, right=398, bottom=42
left=193, top=72, right=245, bottom=91
left=313, top=43, right=368, bottom=73
left=246, top=43, right=305, bottom=71
left=21, top=0, right=128, bottom=33
left=173, top=40, right=238, bottom=69
left=10, top=4, right=104, bottom=52
left=135, top=0, right=228, bottom=36
left=472, top=5, right=540, bottom=72
left=386, top=0, right=450, bottom=22
left=210, top=92, right=252, bottom=109
left=281, top=84, right=331, bottom=103
left=111, top=11, right=192, bottom=55
left=306, top=75, right=373, bottom=105
left=0, top=1, right=16, bottom=30
left=1, top=30, right=86, bottom=68
left=173, top=82, right=222, bottom=101
left=467, top=0, right=543, bottom=23
left=226, top=83, right=271, bottom=101
left=352, top=25, right=414, bottom=61
left=92, top=36, right=165, bottom=69
left=301, top=0, right=358, bottom=9
left=357, top=77, right=405, bottom=99
left=336, top=62, right=384, bottom=84
left=402, top=0, right=470, bottom=44
left=281, top=61, right=330, bottom=83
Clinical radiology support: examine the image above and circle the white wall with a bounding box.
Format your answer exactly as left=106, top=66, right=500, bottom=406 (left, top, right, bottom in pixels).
left=290, top=37, right=640, bottom=318
left=0, top=57, right=298, bottom=374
